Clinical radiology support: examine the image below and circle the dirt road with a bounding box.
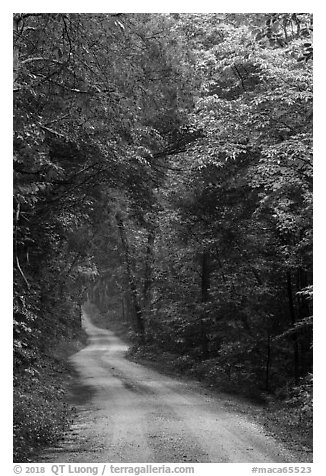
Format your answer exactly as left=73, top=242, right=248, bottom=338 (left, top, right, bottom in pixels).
left=38, top=307, right=301, bottom=463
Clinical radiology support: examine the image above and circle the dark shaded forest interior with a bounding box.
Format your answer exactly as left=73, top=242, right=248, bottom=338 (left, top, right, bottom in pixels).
left=13, top=13, right=312, bottom=462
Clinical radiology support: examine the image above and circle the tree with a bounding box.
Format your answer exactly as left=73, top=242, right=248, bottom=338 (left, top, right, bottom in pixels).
left=111, top=13, right=313, bottom=392
left=14, top=14, right=313, bottom=440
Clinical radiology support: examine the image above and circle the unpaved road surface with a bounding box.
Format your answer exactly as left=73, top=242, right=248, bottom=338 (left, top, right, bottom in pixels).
left=38, top=308, right=301, bottom=463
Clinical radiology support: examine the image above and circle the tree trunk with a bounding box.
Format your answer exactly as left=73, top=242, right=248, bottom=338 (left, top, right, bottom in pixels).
left=296, top=267, right=313, bottom=375
left=287, top=271, right=299, bottom=384
left=297, top=267, right=310, bottom=319
left=200, top=252, right=210, bottom=359
left=143, top=227, right=155, bottom=307
left=116, top=213, right=145, bottom=340
left=265, top=333, right=271, bottom=392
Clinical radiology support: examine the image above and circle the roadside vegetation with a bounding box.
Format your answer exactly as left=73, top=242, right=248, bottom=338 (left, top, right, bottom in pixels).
left=13, top=326, right=87, bottom=462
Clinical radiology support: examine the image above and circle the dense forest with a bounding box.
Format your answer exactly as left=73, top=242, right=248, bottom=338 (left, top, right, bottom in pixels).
left=13, top=13, right=313, bottom=461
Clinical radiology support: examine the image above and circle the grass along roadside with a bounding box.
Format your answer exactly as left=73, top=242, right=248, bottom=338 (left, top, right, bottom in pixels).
left=13, top=328, right=88, bottom=463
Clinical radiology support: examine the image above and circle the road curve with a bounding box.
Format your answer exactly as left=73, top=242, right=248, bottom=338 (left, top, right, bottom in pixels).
left=38, top=307, right=300, bottom=463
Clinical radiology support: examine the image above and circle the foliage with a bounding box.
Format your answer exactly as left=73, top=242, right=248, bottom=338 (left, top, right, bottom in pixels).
left=90, top=13, right=312, bottom=407
left=13, top=13, right=312, bottom=455
left=13, top=12, right=194, bottom=459
left=287, top=373, right=313, bottom=424
left=14, top=377, right=69, bottom=462
left=13, top=333, right=86, bottom=463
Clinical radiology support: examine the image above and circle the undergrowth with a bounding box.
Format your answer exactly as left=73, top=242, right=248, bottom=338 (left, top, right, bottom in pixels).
left=13, top=331, right=87, bottom=462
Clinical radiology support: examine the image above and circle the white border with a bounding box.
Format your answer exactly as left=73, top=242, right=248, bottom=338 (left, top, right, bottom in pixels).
left=3, top=3, right=323, bottom=472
